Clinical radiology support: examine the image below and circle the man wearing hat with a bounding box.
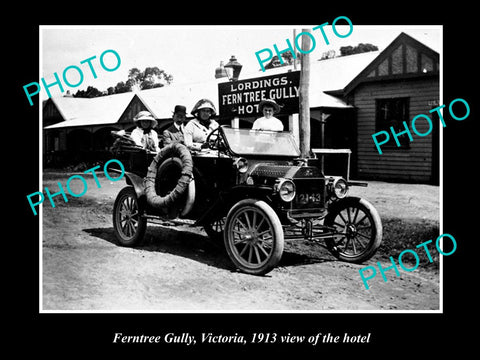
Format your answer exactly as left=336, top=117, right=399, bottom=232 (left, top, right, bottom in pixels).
left=252, top=99, right=284, bottom=131
left=183, top=98, right=219, bottom=151
left=162, top=105, right=187, bottom=146
left=131, top=110, right=160, bottom=152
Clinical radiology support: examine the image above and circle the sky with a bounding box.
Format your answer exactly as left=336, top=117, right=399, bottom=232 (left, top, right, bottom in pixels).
left=39, top=24, right=441, bottom=100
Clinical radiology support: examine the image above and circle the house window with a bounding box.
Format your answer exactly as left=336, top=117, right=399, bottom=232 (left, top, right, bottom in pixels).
left=406, top=45, right=418, bottom=73
left=375, top=97, right=410, bottom=149
left=378, top=58, right=389, bottom=76
left=421, top=53, right=434, bottom=73
left=391, top=45, right=403, bottom=74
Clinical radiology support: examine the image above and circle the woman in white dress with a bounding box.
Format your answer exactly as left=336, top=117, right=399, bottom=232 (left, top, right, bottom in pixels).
left=130, top=111, right=160, bottom=152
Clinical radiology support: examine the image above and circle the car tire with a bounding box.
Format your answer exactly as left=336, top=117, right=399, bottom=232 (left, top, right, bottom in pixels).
left=204, top=217, right=226, bottom=243
left=324, top=197, right=382, bottom=263
left=144, top=143, right=194, bottom=218
left=113, top=186, right=147, bottom=247
left=224, top=199, right=284, bottom=275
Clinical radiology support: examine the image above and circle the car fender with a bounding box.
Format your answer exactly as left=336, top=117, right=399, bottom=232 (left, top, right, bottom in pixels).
left=326, top=196, right=367, bottom=218
left=195, top=185, right=273, bottom=226
left=111, top=168, right=145, bottom=199
left=327, top=196, right=362, bottom=212
left=326, top=196, right=382, bottom=233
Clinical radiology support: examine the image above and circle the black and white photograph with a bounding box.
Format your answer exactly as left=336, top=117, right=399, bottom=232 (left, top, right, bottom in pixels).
left=14, top=11, right=475, bottom=355
left=38, top=25, right=442, bottom=312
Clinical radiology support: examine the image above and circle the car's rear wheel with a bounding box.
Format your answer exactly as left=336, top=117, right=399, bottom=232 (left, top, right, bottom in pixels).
left=224, top=199, right=284, bottom=275
left=324, top=197, right=382, bottom=263
left=204, top=217, right=226, bottom=243
left=113, top=186, right=147, bottom=247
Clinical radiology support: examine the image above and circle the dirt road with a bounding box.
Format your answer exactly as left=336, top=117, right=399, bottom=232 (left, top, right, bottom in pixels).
left=41, top=171, right=440, bottom=311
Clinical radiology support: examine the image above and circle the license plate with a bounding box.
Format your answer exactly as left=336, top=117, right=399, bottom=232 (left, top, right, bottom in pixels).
left=297, top=193, right=322, bottom=204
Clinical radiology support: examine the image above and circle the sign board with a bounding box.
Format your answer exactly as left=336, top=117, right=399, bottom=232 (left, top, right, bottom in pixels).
left=218, top=71, right=300, bottom=118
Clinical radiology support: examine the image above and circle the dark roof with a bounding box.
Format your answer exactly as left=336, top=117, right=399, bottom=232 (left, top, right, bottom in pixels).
left=343, top=32, right=440, bottom=95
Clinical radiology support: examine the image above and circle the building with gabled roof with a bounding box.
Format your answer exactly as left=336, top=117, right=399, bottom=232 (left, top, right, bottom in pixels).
left=43, top=31, right=439, bottom=183
left=341, top=32, right=440, bottom=184
left=43, top=91, right=149, bottom=164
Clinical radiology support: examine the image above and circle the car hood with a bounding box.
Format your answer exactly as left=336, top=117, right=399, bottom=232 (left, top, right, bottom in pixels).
left=249, top=163, right=322, bottom=180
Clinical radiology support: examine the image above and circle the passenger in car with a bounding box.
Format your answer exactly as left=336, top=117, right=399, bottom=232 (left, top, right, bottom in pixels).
left=162, top=105, right=187, bottom=146
left=130, top=111, right=160, bottom=152
left=252, top=99, right=284, bottom=131
left=184, top=98, right=219, bottom=151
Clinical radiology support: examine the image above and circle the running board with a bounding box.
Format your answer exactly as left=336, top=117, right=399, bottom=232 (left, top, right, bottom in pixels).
left=143, top=215, right=196, bottom=227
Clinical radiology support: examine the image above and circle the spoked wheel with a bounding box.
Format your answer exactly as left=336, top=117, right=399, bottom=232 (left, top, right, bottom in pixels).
left=324, top=197, right=382, bottom=263
left=113, top=186, right=146, bottom=247
left=204, top=217, right=226, bottom=243
left=224, top=199, right=284, bottom=275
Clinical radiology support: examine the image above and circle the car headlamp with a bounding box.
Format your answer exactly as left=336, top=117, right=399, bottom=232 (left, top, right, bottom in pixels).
left=234, top=157, right=248, bottom=173
left=333, top=177, right=349, bottom=199
left=276, top=178, right=296, bottom=202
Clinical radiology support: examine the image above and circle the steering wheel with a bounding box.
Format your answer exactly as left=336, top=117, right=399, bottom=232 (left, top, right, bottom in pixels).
left=205, top=127, right=221, bottom=150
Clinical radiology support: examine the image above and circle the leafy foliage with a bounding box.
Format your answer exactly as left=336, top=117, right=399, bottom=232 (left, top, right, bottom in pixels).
left=127, top=66, right=173, bottom=90
left=340, top=43, right=378, bottom=56
left=73, top=66, right=173, bottom=97
left=261, top=42, right=378, bottom=70
left=264, top=52, right=299, bottom=70
left=73, top=86, right=103, bottom=98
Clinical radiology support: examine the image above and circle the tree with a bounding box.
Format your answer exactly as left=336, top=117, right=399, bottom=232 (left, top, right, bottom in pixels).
left=263, top=52, right=299, bottom=70
left=115, top=81, right=131, bottom=94
left=319, top=50, right=336, bottom=60
left=340, top=43, right=378, bottom=56
left=73, top=86, right=103, bottom=98
left=340, top=45, right=354, bottom=56
left=73, top=66, right=174, bottom=97
left=127, top=66, right=173, bottom=90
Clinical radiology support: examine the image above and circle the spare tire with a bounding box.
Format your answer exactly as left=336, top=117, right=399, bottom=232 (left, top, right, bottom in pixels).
left=144, top=143, right=194, bottom=216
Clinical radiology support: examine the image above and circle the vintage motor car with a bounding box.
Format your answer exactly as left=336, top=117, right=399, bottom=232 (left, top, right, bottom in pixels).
left=111, top=126, right=382, bottom=275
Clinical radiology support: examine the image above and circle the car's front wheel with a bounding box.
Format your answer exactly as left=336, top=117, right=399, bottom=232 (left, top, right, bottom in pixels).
left=324, top=197, right=382, bottom=263
left=224, top=199, right=284, bottom=275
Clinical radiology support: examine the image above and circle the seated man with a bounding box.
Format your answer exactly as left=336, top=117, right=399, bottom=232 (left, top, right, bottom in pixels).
left=162, top=105, right=187, bottom=146
left=183, top=99, right=219, bottom=151
left=252, top=99, right=284, bottom=131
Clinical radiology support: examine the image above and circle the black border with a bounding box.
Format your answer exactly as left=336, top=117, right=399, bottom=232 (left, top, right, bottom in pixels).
left=16, top=5, right=475, bottom=355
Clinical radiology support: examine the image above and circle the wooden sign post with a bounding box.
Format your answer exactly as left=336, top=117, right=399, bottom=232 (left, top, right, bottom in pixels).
left=299, top=29, right=311, bottom=157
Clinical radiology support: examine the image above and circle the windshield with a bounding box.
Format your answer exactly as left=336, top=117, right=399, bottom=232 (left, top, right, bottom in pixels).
left=222, top=127, right=300, bottom=157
